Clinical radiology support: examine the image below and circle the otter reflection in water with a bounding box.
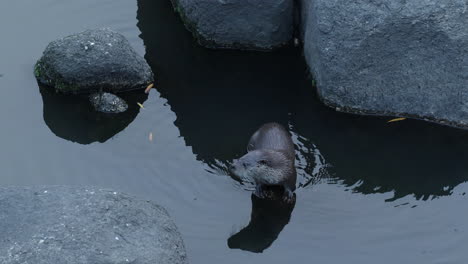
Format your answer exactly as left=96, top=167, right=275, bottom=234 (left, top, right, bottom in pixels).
left=228, top=188, right=296, bottom=253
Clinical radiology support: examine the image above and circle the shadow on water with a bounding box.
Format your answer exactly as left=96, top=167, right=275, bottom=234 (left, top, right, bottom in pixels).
left=228, top=190, right=296, bottom=253
left=136, top=0, right=312, bottom=167
left=137, top=0, right=468, bottom=202
left=40, top=85, right=147, bottom=144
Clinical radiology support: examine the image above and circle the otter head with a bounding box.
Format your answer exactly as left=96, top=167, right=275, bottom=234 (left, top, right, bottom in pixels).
left=230, top=150, right=292, bottom=185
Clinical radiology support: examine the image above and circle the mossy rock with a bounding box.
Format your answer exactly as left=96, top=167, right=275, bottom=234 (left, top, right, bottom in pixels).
left=35, top=28, right=153, bottom=94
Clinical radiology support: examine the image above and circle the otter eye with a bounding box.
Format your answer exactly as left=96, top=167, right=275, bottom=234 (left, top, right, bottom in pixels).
left=258, top=160, right=268, bottom=166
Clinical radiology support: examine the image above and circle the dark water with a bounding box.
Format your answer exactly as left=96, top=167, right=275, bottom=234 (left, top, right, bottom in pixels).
left=1, top=0, right=468, bottom=263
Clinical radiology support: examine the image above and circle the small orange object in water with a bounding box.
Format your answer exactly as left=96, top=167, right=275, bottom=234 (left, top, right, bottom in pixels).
left=144, top=83, right=154, bottom=94
left=387, top=117, right=407, bottom=123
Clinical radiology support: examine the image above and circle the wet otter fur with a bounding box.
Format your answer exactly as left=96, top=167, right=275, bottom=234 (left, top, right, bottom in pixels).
left=231, top=123, right=297, bottom=199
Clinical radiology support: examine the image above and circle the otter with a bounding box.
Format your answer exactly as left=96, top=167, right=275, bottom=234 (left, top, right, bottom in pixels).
left=230, top=123, right=297, bottom=199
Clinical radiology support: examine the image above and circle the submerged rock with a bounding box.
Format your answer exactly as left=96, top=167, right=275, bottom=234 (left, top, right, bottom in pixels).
left=35, top=28, right=153, bottom=94
left=171, top=0, right=294, bottom=50
left=90, top=92, right=128, bottom=113
left=301, top=0, right=468, bottom=127
left=0, top=186, right=188, bottom=264
left=39, top=86, right=148, bottom=144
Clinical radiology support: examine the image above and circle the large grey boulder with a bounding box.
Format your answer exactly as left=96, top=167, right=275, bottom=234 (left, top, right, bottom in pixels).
left=171, top=0, right=294, bottom=50
left=35, top=29, right=153, bottom=94
left=301, top=0, right=468, bottom=127
left=0, top=186, right=187, bottom=264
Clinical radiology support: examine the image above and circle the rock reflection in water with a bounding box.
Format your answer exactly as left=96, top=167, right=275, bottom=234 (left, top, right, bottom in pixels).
left=39, top=85, right=147, bottom=144
left=136, top=0, right=468, bottom=201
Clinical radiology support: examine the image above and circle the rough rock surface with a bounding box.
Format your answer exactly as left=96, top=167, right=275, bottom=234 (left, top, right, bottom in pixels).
left=35, top=28, right=153, bottom=94
left=171, top=0, right=294, bottom=50
left=89, top=92, right=128, bottom=113
left=0, top=186, right=188, bottom=264
left=301, top=0, right=468, bottom=127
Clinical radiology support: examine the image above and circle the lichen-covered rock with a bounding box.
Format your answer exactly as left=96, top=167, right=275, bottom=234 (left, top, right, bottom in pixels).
left=35, top=28, right=153, bottom=94
left=301, top=0, right=468, bottom=127
left=89, top=92, right=128, bottom=113
left=0, top=186, right=188, bottom=264
left=171, top=0, right=294, bottom=50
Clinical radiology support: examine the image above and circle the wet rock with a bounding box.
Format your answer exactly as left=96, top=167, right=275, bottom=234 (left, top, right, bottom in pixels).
left=0, top=186, right=187, bottom=264
left=171, top=0, right=294, bottom=50
left=35, top=28, right=153, bottom=94
left=301, top=0, right=468, bottom=128
left=90, top=92, right=128, bottom=113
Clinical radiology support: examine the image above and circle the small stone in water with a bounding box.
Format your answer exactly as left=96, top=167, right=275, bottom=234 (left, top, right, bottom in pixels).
left=89, top=92, right=128, bottom=113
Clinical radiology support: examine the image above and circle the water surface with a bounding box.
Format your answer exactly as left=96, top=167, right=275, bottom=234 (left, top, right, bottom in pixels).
left=1, top=0, right=467, bottom=263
